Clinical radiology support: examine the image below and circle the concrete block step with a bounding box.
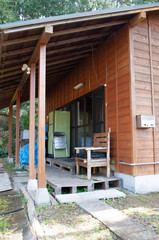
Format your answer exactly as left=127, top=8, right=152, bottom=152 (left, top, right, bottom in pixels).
left=55, top=189, right=126, bottom=203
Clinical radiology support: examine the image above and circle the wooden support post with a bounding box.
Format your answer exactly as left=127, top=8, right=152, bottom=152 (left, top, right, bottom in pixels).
left=129, top=11, right=146, bottom=27
left=15, top=90, right=20, bottom=164
left=8, top=104, right=13, bottom=158
left=38, top=44, right=46, bottom=188
left=29, top=63, right=36, bottom=179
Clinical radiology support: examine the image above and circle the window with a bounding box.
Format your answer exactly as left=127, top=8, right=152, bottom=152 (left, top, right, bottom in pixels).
left=70, top=87, right=105, bottom=156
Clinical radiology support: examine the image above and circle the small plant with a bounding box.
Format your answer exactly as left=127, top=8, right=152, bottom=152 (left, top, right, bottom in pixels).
left=0, top=198, right=9, bottom=212
left=22, top=197, right=28, bottom=205
left=0, top=216, right=10, bottom=234
left=15, top=193, right=23, bottom=198
left=135, top=195, right=147, bottom=203
left=47, top=184, right=54, bottom=195
left=77, top=187, right=87, bottom=193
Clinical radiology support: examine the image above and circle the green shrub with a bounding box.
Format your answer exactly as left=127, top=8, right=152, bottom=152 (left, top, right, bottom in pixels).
left=0, top=149, right=8, bottom=158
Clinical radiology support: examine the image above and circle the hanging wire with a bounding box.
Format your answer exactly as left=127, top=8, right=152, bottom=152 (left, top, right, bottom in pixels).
left=91, top=43, right=103, bottom=86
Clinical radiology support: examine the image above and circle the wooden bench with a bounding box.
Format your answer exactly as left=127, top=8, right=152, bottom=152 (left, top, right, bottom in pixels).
left=75, top=130, right=110, bottom=180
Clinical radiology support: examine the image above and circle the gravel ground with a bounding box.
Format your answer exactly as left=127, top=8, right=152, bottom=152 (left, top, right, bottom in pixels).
left=36, top=203, right=121, bottom=240
left=105, top=190, right=159, bottom=234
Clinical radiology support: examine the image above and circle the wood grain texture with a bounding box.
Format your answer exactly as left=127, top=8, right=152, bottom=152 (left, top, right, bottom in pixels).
left=38, top=44, right=46, bottom=188
left=133, top=13, right=159, bottom=175
left=15, top=90, right=20, bottom=164
left=46, top=25, right=133, bottom=175
left=8, top=104, right=13, bottom=158
left=29, top=63, right=36, bottom=179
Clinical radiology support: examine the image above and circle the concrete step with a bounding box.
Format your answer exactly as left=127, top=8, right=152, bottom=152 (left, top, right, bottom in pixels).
left=55, top=188, right=126, bottom=203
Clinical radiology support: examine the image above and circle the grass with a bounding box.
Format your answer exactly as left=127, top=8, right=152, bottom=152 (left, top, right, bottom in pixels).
left=0, top=216, right=10, bottom=235
left=0, top=158, right=26, bottom=174
left=104, top=191, right=159, bottom=234
left=0, top=193, right=27, bottom=237
left=36, top=203, right=120, bottom=240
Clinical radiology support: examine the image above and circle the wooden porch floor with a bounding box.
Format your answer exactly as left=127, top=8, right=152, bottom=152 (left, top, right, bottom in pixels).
left=45, top=162, right=122, bottom=195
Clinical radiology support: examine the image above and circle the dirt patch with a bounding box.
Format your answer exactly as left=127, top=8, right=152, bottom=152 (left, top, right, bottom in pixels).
left=36, top=203, right=121, bottom=240
left=0, top=190, right=28, bottom=239
left=104, top=191, right=159, bottom=234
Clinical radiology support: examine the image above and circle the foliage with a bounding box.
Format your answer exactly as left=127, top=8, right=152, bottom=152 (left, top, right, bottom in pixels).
left=77, top=187, right=87, bottom=193
left=0, top=99, right=38, bottom=156
left=0, top=216, right=10, bottom=235
left=0, top=149, right=8, bottom=158
left=0, top=0, right=158, bottom=24
left=47, top=184, right=55, bottom=195
left=0, top=0, right=19, bottom=24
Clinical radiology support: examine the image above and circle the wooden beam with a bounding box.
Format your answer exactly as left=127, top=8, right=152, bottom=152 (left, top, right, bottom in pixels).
left=0, top=71, right=21, bottom=79
left=46, top=65, right=74, bottom=75
left=0, top=70, right=22, bottom=78
left=129, top=11, right=146, bottom=27
left=47, top=41, right=101, bottom=56
left=2, top=41, right=100, bottom=59
left=2, top=46, right=34, bottom=58
left=0, top=81, right=18, bottom=87
left=0, top=76, right=19, bottom=83
left=48, top=32, right=107, bottom=48
left=38, top=44, right=46, bottom=188
left=11, top=25, right=53, bottom=105
left=46, top=70, right=71, bottom=79
left=46, top=59, right=80, bottom=71
left=47, top=54, right=89, bottom=67
left=8, top=104, right=13, bottom=158
left=0, top=86, right=17, bottom=93
left=47, top=48, right=94, bottom=64
left=2, top=35, right=40, bottom=46
left=0, top=65, right=22, bottom=73
left=29, top=25, right=53, bottom=64
left=3, top=23, right=48, bottom=34
left=4, top=56, right=29, bottom=66
left=29, top=63, right=36, bottom=179
left=53, top=20, right=127, bottom=37
left=15, top=90, right=20, bottom=164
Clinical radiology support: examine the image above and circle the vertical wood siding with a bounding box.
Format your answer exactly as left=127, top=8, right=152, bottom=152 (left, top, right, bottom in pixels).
left=47, top=43, right=106, bottom=112
left=133, top=13, right=159, bottom=175
left=107, top=25, right=132, bottom=174
left=46, top=25, right=133, bottom=175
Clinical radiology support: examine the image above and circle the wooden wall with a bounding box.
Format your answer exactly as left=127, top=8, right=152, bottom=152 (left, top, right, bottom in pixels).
left=132, top=13, right=159, bottom=175
left=46, top=24, right=134, bottom=175
left=46, top=43, right=106, bottom=113
left=106, top=25, right=132, bottom=174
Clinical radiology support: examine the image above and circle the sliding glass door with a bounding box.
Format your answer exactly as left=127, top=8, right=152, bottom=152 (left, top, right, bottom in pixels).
left=70, top=87, right=104, bottom=155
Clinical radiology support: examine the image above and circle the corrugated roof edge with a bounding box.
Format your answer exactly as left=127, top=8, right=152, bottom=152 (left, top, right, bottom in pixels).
left=0, top=3, right=159, bottom=30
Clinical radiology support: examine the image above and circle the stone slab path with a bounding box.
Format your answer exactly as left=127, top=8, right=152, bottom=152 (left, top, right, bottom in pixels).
left=77, top=200, right=159, bottom=240
left=56, top=189, right=159, bottom=240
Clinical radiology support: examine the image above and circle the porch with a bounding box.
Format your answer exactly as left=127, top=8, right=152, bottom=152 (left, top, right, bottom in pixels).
left=44, top=159, right=121, bottom=195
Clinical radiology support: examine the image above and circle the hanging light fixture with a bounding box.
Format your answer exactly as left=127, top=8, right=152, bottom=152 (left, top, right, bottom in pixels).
left=74, top=82, right=84, bottom=90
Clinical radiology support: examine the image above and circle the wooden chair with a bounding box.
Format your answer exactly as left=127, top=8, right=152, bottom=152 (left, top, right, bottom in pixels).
left=75, top=130, right=111, bottom=180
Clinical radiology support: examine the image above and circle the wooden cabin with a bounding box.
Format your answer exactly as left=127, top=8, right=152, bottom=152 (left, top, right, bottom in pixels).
left=1, top=3, right=159, bottom=198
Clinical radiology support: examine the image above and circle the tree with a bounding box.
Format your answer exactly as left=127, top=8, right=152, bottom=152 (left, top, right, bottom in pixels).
left=0, top=0, right=19, bottom=24
left=132, top=0, right=159, bottom=4
left=0, top=0, right=158, bottom=23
